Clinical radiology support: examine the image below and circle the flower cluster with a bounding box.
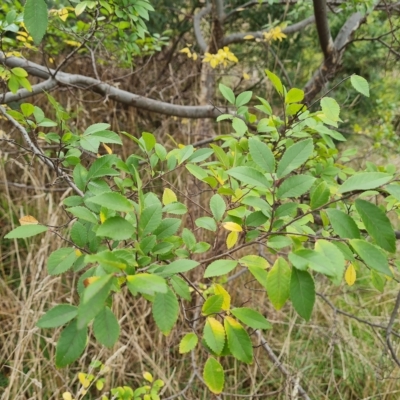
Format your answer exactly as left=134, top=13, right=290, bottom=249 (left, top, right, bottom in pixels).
left=263, top=26, right=287, bottom=42
left=179, top=45, right=198, bottom=60
left=203, top=46, right=238, bottom=69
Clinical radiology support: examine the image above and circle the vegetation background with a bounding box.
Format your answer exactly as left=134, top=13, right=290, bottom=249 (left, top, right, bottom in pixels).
left=2, top=0, right=400, bottom=399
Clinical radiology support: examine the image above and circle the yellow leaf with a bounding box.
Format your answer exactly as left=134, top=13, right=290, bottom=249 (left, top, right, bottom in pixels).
left=75, top=249, right=82, bottom=257
left=96, top=380, right=104, bottom=390
left=214, top=284, right=231, bottom=311
left=222, top=222, right=242, bottom=232
left=162, top=188, right=177, bottom=205
left=64, top=40, right=81, bottom=47
left=243, top=35, right=254, bottom=40
left=243, top=72, right=250, bottom=80
left=345, top=263, right=356, bottom=286
left=192, top=52, right=198, bottom=61
left=78, top=372, right=90, bottom=388
left=19, top=215, right=39, bottom=225
left=58, top=8, right=70, bottom=22
left=62, top=392, right=74, bottom=400
left=143, top=371, right=153, bottom=382
left=226, top=231, right=238, bottom=249
left=102, top=143, right=112, bottom=154
left=100, top=211, right=106, bottom=224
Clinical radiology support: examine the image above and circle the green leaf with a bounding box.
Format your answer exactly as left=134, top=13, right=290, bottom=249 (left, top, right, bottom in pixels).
left=96, top=217, right=135, bottom=240
left=276, top=139, right=314, bottom=178
left=210, top=194, right=226, bottom=221
left=224, top=316, right=253, bottom=364
left=36, top=305, right=78, bottom=328
left=170, top=275, right=192, bottom=301
left=325, top=209, right=361, bottom=239
left=204, top=260, right=238, bottom=278
left=277, top=175, right=315, bottom=199
left=351, top=75, right=369, bottom=97
left=236, top=91, right=252, bottom=107
left=23, top=0, right=48, bottom=45
left=349, top=239, right=392, bottom=277
left=5, top=224, right=48, bottom=239
left=290, top=269, right=315, bottom=320
left=285, top=88, right=304, bottom=104
left=371, top=269, right=385, bottom=292
left=55, top=320, right=87, bottom=368
left=195, top=217, right=217, bottom=232
left=182, top=228, right=196, bottom=250
left=248, top=137, right=275, bottom=173
left=126, top=273, right=168, bottom=296
left=162, top=202, right=187, bottom=215
left=266, top=257, right=291, bottom=310
left=245, top=211, right=268, bottom=227
left=265, top=70, right=283, bottom=96
left=288, top=249, right=336, bottom=277
left=139, top=204, right=162, bottom=236
left=321, top=97, right=340, bottom=122
left=203, top=317, right=225, bottom=355
left=232, top=117, right=248, bottom=135
left=84, top=123, right=110, bottom=135
left=47, top=248, right=78, bottom=275
left=203, top=357, right=224, bottom=395
left=86, top=192, right=133, bottom=212
left=338, top=172, right=392, bottom=193
left=310, top=181, right=330, bottom=209
left=179, top=333, right=198, bottom=353
left=202, top=294, right=224, bottom=316
left=86, top=155, right=116, bottom=181
left=66, top=206, right=98, bottom=224
left=219, top=84, right=235, bottom=104
left=93, top=307, right=120, bottom=348
left=153, top=259, right=199, bottom=277
left=73, top=164, right=88, bottom=191
left=152, top=287, right=179, bottom=335
left=77, top=274, right=114, bottom=329
left=315, top=239, right=345, bottom=285
left=70, top=221, right=87, bottom=247
left=355, top=199, right=396, bottom=253
left=248, top=265, right=268, bottom=289
left=230, top=308, right=271, bottom=330
left=153, top=218, right=181, bottom=240
left=141, top=132, right=156, bottom=151
left=227, top=166, right=270, bottom=188
left=385, top=184, right=400, bottom=201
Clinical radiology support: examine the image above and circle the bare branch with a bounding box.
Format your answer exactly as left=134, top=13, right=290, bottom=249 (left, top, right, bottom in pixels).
left=1, top=78, right=58, bottom=104
left=0, top=105, right=84, bottom=197
left=193, top=4, right=212, bottom=52
left=256, top=331, right=312, bottom=400
left=222, top=16, right=315, bottom=46
left=215, top=0, right=225, bottom=20
left=0, top=53, right=227, bottom=119
left=313, top=0, right=335, bottom=59
left=386, top=290, right=400, bottom=367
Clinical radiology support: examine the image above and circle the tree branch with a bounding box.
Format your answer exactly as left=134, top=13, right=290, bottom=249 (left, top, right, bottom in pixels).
left=193, top=4, right=212, bottom=52
left=313, top=0, right=335, bottom=59
left=0, top=105, right=84, bottom=197
left=222, top=16, right=315, bottom=46
left=1, top=78, right=58, bottom=103
left=0, top=53, right=227, bottom=119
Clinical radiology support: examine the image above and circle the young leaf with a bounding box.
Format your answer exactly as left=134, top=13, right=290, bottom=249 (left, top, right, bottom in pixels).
left=276, top=175, right=315, bottom=199
left=349, top=239, right=392, bottom=277
left=219, top=84, right=235, bottom=104
left=126, top=273, right=168, bottom=295
left=321, top=97, right=340, bottom=122
left=162, top=188, right=177, bottom=205
left=55, top=320, right=87, bottom=368
left=227, top=166, right=270, bottom=188
left=266, top=257, right=291, bottom=310
left=77, top=274, right=114, bottom=329
left=66, top=206, right=98, bottom=224
left=203, top=357, right=225, bottom=395
left=351, top=75, right=369, bottom=97
left=5, top=224, right=47, bottom=239
left=152, top=288, right=179, bottom=336
left=290, top=269, right=315, bottom=321
left=355, top=199, right=396, bottom=253
left=210, top=194, right=226, bottom=221
left=214, top=284, right=231, bottom=311
left=204, top=260, right=238, bottom=278
left=325, top=209, right=361, bottom=239
left=235, top=91, right=252, bottom=107
left=338, top=172, right=392, bottom=193
left=202, top=294, right=224, bottom=316
left=224, top=316, right=253, bottom=364
left=265, top=70, right=283, bottom=96
left=230, top=308, right=271, bottom=330
left=47, top=248, right=78, bottom=275
left=86, top=192, right=133, bottom=212
left=314, top=239, right=345, bottom=285
left=23, top=0, right=48, bottom=45
left=179, top=333, right=198, bottom=354
left=93, top=307, right=120, bottom=348
left=37, top=305, right=78, bottom=328
left=276, top=139, right=314, bottom=178
left=248, top=137, right=275, bottom=173
left=203, top=317, right=225, bottom=355
left=285, top=88, right=304, bottom=104
left=96, top=216, right=135, bottom=240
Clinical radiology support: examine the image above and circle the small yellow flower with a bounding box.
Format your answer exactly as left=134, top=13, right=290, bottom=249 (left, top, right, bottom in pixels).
left=264, top=27, right=287, bottom=43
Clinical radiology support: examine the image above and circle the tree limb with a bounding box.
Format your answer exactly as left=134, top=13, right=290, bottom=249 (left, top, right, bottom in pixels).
left=222, top=16, right=315, bottom=46
left=0, top=53, right=227, bottom=119
left=1, top=78, right=58, bottom=103
left=313, top=0, right=335, bottom=59
left=193, top=4, right=212, bottom=52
